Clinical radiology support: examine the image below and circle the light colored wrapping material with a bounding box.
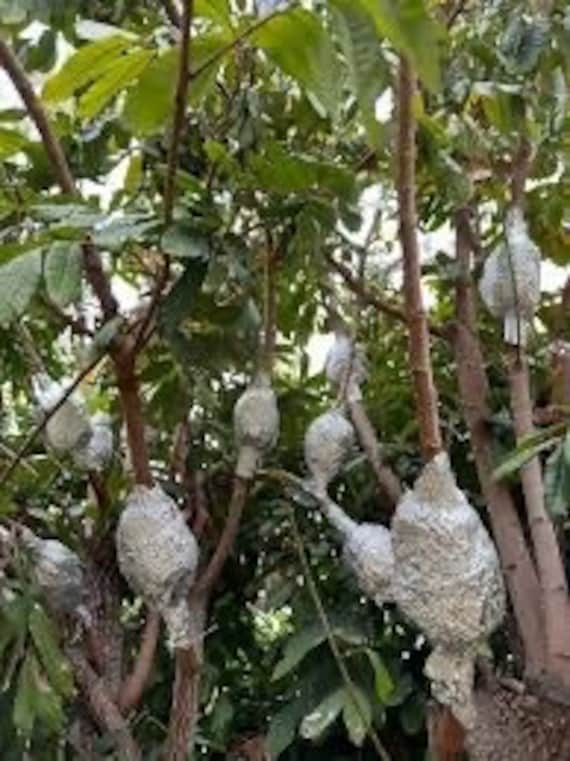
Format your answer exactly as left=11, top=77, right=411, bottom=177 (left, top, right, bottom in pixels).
left=391, top=453, right=505, bottom=728
left=234, top=374, right=279, bottom=479
left=33, top=373, right=92, bottom=454
left=304, top=408, right=355, bottom=496
left=325, top=332, right=366, bottom=402
left=116, top=486, right=199, bottom=649
left=21, top=528, right=84, bottom=615
left=479, top=207, right=540, bottom=346
left=72, top=412, right=113, bottom=471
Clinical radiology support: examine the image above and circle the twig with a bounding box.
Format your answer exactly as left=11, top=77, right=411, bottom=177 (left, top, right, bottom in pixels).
left=161, top=0, right=182, bottom=27
left=119, top=611, right=161, bottom=714
left=396, top=57, right=443, bottom=461
left=285, top=502, right=391, bottom=761
left=82, top=237, right=119, bottom=321
left=260, top=242, right=277, bottom=375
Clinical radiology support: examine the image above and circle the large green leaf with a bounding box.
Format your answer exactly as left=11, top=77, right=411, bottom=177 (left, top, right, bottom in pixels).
left=78, top=48, right=153, bottom=120
left=255, top=9, right=343, bottom=119
left=300, top=688, right=345, bottom=740
left=329, top=0, right=388, bottom=148
left=12, top=652, right=36, bottom=737
left=28, top=605, right=74, bottom=699
left=43, top=241, right=82, bottom=307
left=0, top=127, right=31, bottom=159
left=357, top=0, right=444, bottom=92
left=42, top=35, right=133, bottom=102
left=0, top=249, right=43, bottom=326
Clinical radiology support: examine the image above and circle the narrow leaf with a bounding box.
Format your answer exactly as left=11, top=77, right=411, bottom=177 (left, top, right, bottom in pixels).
left=342, top=687, right=372, bottom=746
left=78, top=49, right=153, bottom=120
left=29, top=605, right=74, bottom=698
left=44, top=241, right=82, bottom=307
left=300, top=688, right=345, bottom=740
left=0, top=249, right=42, bottom=326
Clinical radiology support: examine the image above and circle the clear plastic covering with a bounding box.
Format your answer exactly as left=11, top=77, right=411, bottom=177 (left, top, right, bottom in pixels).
left=72, top=412, right=113, bottom=471
left=32, top=373, right=92, bottom=454
left=304, top=408, right=355, bottom=496
left=479, top=207, right=540, bottom=346
left=391, top=453, right=505, bottom=727
left=116, top=486, right=199, bottom=649
left=233, top=373, right=279, bottom=479
left=325, top=332, right=367, bottom=402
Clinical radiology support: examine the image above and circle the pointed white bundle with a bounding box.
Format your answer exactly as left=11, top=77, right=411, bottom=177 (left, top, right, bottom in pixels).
left=116, top=486, right=199, bottom=649
left=21, top=528, right=84, bottom=615
left=324, top=332, right=367, bottom=402
left=304, top=408, right=354, bottom=496
left=33, top=374, right=92, bottom=454
left=234, top=373, right=279, bottom=479
left=479, top=207, right=540, bottom=346
left=391, top=454, right=505, bottom=728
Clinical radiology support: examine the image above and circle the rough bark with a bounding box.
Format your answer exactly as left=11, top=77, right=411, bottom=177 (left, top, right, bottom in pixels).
left=453, top=209, right=546, bottom=679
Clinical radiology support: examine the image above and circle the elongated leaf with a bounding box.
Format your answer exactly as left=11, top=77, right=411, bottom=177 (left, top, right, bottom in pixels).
left=545, top=432, right=570, bottom=518
left=0, top=249, right=43, bottom=326
left=300, top=688, right=345, bottom=740
left=78, top=49, right=153, bottom=120
left=357, top=0, right=444, bottom=92
left=0, top=127, right=31, bottom=159
left=342, top=687, right=372, bottom=746
left=42, top=35, right=133, bottom=102
left=195, top=0, right=232, bottom=28
left=493, top=424, right=567, bottom=481
left=29, top=605, right=74, bottom=698
left=44, top=241, right=82, bottom=307
left=365, top=648, right=394, bottom=703
left=272, top=624, right=327, bottom=681
left=255, top=9, right=343, bottom=118
left=13, top=652, right=36, bottom=737
left=162, top=225, right=209, bottom=259
left=329, top=0, right=388, bottom=147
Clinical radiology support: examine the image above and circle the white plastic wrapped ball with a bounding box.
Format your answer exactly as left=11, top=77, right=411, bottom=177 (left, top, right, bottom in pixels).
left=33, top=374, right=92, bottom=454
left=304, top=409, right=355, bottom=495
left=325, top=332, right=367, bottom=402
left=234, top=373, right=279, bottom=479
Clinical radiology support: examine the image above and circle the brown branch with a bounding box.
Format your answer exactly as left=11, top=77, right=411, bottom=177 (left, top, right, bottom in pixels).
left=194, top=476, right=249, bottom=595
left=453, top=208, right=546, bottom=679
left=0, top=39, right=75, bottom=195
left=118, top=610, right=161, bottom=714
left=163, top=0, right=194, bottom=226
left=510, top=136, right=533, bottom=208
left=82, top=237, right=119, bottom=321
left=397, top=57, right=442, bottom=461
left=261, top=243, right=278, bottom=375
left=66, top=646, right=141, bottom=761
left=161, top=0, right=182, bottom=27
left=326, top=254, right=449, bottom=340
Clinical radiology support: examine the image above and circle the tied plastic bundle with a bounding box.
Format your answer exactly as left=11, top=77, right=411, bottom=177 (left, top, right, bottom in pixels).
left=234, top=373, right=279, bottom=479
left=33, top=374, right=92, bottom=455
left=116, top=486, right=199, bottom=649
left=321, top=497, right=394, bottom=606
left=304, top=408, right=355, bottom=496
left=391, top=454, right=505, bottom=728
left=72, top=412, right=113, bottom=472
left=479, top=207, right=540, bottom=346
left=325, top=332, right=367, bottom=402
left=20, top=528, right=84, bottom=615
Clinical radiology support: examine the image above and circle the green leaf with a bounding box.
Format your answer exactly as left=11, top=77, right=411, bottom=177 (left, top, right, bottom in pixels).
left=78, top=48, right=153, bottom=120
left=162, top=224, right=210, bottom=259
left=28, top=605, right=74, bottom=699
left=342, top=687, right=372, bottom=747
left=329, top=0, right=388, bottom=147
left=0, top=249, right=43, bottom=326
left=545, top=432, right=570, bottom=519
left=195, top=0, right=232, bottom=29
left=493, top=424, right=567, bottom=481
left=357, top=0, right=444, bottom=92
left=42, top=35, right=133, bottom=102
left=93, top=215, right=158, bottom=250
left=124, top=153, right=143, bottom=193
left=13, top=652, right=36, bottom=738
left=272, top=624, right=328, bottom=681
left=300, top=688, right=345, bottom=740
left=267, top=701, right=304, bottom=758
left=44, top=241, right=82, bottom=307
left=255, top=9, right=343, bottom=118
left=399, top=693, right=425, bottom=735
left=365, top=649, right=394, bottom=703
left=0, top=127, right=31, bottom=159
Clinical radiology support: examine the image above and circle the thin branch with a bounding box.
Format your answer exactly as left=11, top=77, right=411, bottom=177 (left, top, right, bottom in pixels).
left=260, top=243, right=278, bottom=375
left=397, top=57, right=442, bottom=461
left=161, top=0, right=182, bottom=27
left=82, top=237, right=119, bottom=321
left=118, top=610, right=161, bottom=714
left=194, top=476, right=249, bottom=595
left=510, top=136, right=533, bottom=208
left=0, top=39, right=75, bottom=195
left=453, top=208, right=546, bottom=679
left=163, top=0, right=194, bottom=226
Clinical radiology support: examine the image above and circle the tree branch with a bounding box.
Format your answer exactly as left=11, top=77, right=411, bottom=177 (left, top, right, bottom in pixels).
left=397, top=57, right=442, bottom=461
left=161, top=0, right=182, bottom=27
left=453, top=208, right=546, bottom=679
left=118, top=610, right=161, bottom=714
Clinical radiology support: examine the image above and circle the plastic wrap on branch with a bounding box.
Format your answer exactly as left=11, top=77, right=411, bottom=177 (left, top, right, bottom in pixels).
left=33, top=373, right=92, bottom=454
left=234, top=373, right=279, bottom=480
left=391, top=454, right=505, bottom=728
left=479, top=207, right=541, bottom=346
left=321, top=497, right=394, bottom=606
left=116, top=486, right=199, bottom=649
left=325, top=332, right=367, bottom=402
left=72, top=412, right=113, bottom=472
left=20, top=528, right=85, bottom=615
left=304, top=408, right=355, bottom=496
